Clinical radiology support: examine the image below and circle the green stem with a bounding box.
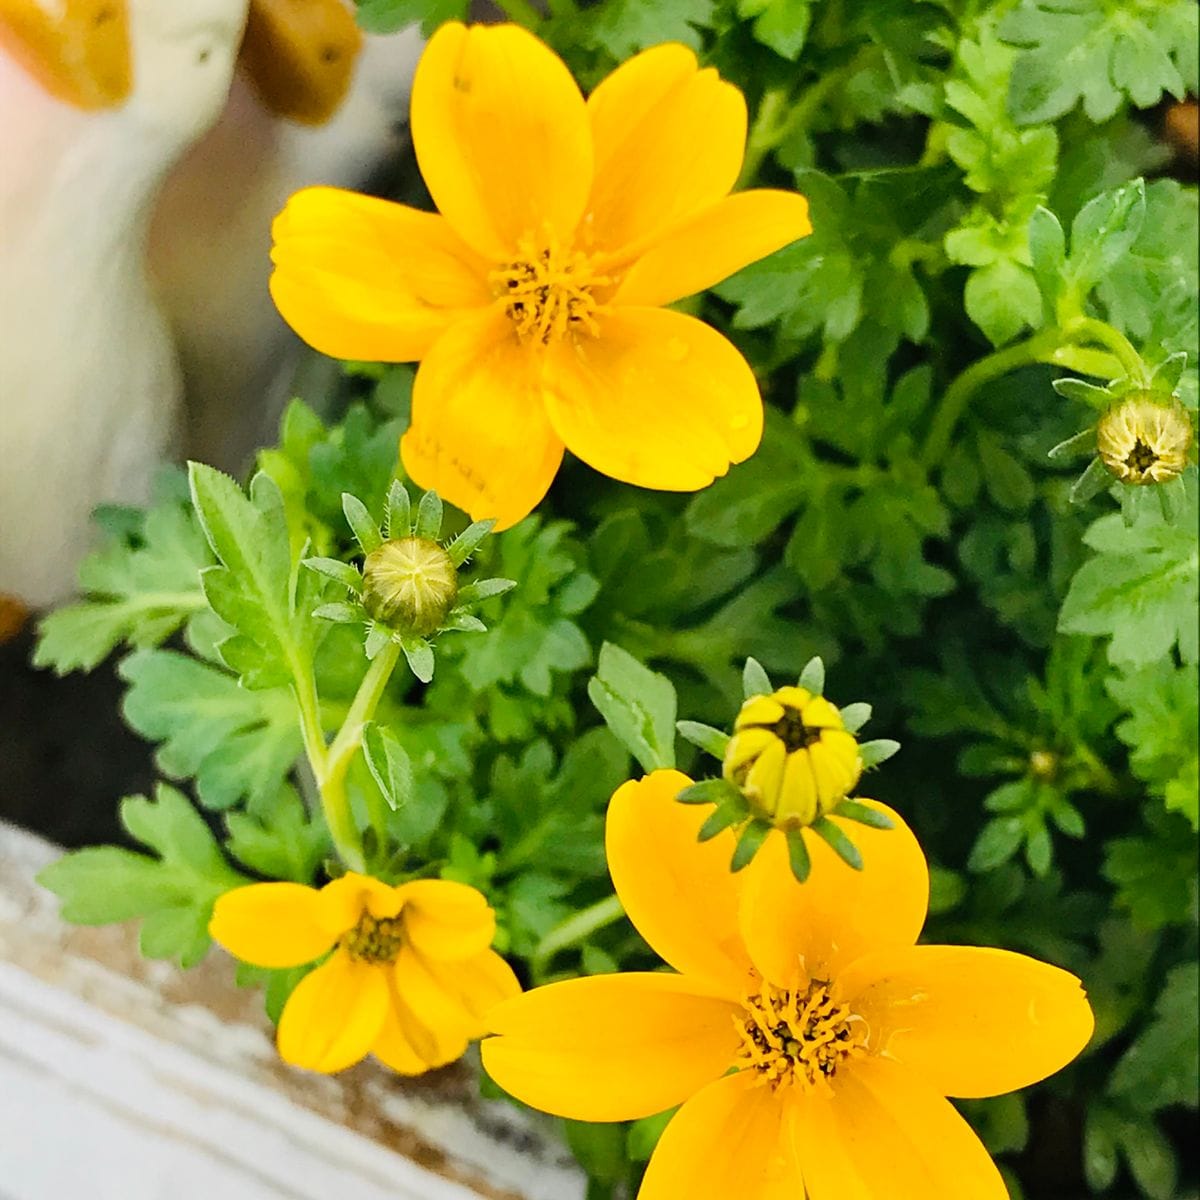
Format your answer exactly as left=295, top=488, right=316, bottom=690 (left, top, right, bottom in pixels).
left=531, top=894, right=626, bottom=981
left=325, top=641, right=403, bottom=781
left=1063, top=316, right=1150, bottom=387
left=492, top=0, right=543, bottom=26
left=1045, top=345, right=1123, bottom=378
left=921, top=329, right=1063, bottom=467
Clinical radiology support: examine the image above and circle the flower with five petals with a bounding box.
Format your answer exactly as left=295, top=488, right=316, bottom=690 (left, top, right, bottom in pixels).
left=482, top=770, right=1094, bottom=1200
left=210, top=871, right=520, bottom=1074
left=269, top=23, right=812, bottom=528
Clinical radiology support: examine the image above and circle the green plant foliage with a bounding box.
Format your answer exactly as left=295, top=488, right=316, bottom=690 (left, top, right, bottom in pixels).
left=29, top=2, right=1200, bottom=1198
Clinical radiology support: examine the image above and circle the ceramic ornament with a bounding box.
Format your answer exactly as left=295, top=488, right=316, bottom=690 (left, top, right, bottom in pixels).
left=0, top=0, right=250, bottom=608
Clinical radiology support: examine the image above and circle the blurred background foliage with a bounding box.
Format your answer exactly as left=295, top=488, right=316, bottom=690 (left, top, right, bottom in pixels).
left=27, top=0, right=1199, bottom=1197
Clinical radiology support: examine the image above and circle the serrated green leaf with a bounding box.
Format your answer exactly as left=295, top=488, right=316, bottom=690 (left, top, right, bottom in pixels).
left=587, top=643, right=677, bottom=773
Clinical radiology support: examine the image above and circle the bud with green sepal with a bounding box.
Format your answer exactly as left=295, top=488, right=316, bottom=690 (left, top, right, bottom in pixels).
left=676, top=657, right=900, bottom=882
left=1049, top=353, right=1196, bottom=522
left=302, top=480, right=514, bottom=683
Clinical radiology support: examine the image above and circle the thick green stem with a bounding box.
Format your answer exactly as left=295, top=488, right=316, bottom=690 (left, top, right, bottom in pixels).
left=922, top=329, right=1063, bottom=467
left=531, top=893, right=626, bottom=981
left=1063, top=316, right=1150, bottom=387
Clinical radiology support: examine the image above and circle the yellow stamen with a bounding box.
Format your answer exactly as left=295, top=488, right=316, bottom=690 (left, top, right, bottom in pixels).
left=735, top=978, right=867, bottom=1091
left=342, top=912, right=405, bottom=964
left=490, top=233, right=609, bottom=345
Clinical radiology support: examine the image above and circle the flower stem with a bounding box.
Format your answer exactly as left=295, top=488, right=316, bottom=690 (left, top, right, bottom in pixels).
left=1062, top=316, right=1150, bottom=387
left=531, top=893, right=626, bottom=981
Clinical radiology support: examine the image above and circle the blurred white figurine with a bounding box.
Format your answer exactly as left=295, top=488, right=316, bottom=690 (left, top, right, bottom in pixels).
left=150, top=4, right=423, bottom=470
left=0, top=0, right=249, bottom=609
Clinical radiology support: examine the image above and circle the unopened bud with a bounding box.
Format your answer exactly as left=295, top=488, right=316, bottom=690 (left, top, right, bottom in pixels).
left=1096, top=393, right=1193, bottom=485
left=361, top=537, right=457, bottom=637
left=723, top=686, right=862, bottom=828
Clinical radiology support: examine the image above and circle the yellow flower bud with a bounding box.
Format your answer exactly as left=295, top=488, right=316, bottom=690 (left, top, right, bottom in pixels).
left=1096, top=393, right=1193, bottom=485
left=722, top=686, right=862, bottom=827
left=361, top=536, right=458, bottom=637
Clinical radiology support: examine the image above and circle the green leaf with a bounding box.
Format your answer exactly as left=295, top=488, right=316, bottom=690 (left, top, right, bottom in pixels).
left=1064, top=179, right=1147, bottom=297
left=342, top=492, right=382, bottom=554
left=676, top=721, right=730, bottom=759
left=34, top=476, right=211, bottom=674
left=1110, top=963, right=1199, bottom=1111
left=969, top=816, right=1025, bottom=872
left=1027, top=205, right=1066, bottom=306
left=401, top=637, right=435, bottom=683
left=737, top=0, right=813, bottom=59
left=302, top=556, right=362, bottom=592
left=38, top=784, right=247, bottom=967
left=587, top=643, right=677, bottom=773
left=579, top=0, right=715, bottom=58
left=384, top=479, right=412, bottom=540
left=964, top=257, right=1043, bottom=346
left=362, top=722, right=415, bottom=812
left=354, top=0, right=467, bottom=37
left=1059, top=475, right=1198, bottom=667
left=224, top=784, right=329, bottom=883
left=120, top=649, right=303, bottom=811
left=414, top=490, right=443, bottom=541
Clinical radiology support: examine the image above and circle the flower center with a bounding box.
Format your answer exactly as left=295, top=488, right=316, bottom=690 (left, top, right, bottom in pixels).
left=1096, top=394, right=1193, bottom=485
left=735, top=979, right=866, bottom=1090
left=752, top=704, right=822, bottom=752
left=491, top=234, right=608, bottom=345
left=342, top=912, right=404, bottom=964
left=1124, top=437, right=1159, bottom=475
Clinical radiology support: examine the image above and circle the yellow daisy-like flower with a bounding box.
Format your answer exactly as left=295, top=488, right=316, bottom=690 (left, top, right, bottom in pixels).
left=210, top=871, right=520, bottom=1074
left=269, top=22, right=813, bottom=529
left=482, top=771, right=1094, bottom=1200
left=724, top=686, right=862, bottom=825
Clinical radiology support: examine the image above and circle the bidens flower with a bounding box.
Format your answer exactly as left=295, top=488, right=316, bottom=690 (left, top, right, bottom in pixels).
left=1096, top=393, right=1193, bottom=485
left=482, top=771, right=1094, bottom=1200
left=269, top=23, right=812, bottom=528
left=210, top=872, right=520, bottom=1074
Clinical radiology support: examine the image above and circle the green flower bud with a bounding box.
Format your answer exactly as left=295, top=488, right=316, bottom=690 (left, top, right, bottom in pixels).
left=723, top=686, right=862, bottom=828
left=1096, top=393, right=1193, bottom=485
left=361, top=536, right=458, bottom=637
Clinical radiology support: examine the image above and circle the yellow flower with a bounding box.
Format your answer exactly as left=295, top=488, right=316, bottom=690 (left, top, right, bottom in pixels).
left=210, top=871, right=520, bottom=1074
left=269, top=23, right=812, bottom=529
left=724, top=686, right=862, bottom=825
left=482, top=771, right=1094, bottom=1200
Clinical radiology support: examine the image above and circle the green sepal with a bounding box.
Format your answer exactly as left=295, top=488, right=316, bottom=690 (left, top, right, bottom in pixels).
left=838, top=702, right=872, bottom=734
left=797, top=656, right=825, bottom=695
left=698, top=804, right=743, bottom=842
left=343, top=493, right=382, bottom=553
left=442, top=611, right=487, bottom=633
left=1149, top=352, right=1188, bottom=394
left=676, top=720, right=730, bottom=759
left=414, top=489, right=443, bottom=540
left=1157, top=475, right=1188, bottom=524
left=362, top=722, right=414, bottom=812
left=447, top=519, right=495, bottom=566
left=457, top=577, right=517, bottom=605
left=302, top=556, right=363, bottom=592
left=1048, top=428, right=1098, bottom=462
left=785, top=828, right=812, bottom=884
left=1069, top=456, right=1112, bottom=505
left=811, top=817, right=864, bottom=871
left=743, top=657, right=772, bottom=699
left=1052, top=377, right=1113, bottom=409
left=312, top=601, right=362, bottom=624
left=835, top=800, right=896, bottom=830
left=402, top=636, right=435, bottom=683
left=384, top=480, right=411, bottom=539
left=859, top=739, right=901, bottom=768
left=730, top=820, right=771, bottom=872
left=677, top=778, right=743, bottom=808
left=364, top=622, right=392, bottom=660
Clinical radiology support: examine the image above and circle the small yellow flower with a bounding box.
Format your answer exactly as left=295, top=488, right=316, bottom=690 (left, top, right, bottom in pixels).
left=210, top=872, right=520, bottom=1074
left=269, top=23, right=812, bottom=529
left=724, top=686, right=861, bottom=826
left=482, top=771, right=1094, bottom=1200
left=1096, top=393, right=1193, bottom=484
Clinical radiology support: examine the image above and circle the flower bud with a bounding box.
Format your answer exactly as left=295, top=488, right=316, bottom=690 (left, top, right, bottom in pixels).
left=361, top=536, right=458, bottom=637
left=723, top=686, right=862, bottom=828
left=1096, top=393, right=1193, bottom=485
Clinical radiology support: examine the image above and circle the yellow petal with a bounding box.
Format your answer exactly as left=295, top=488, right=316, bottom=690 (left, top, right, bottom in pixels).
left=319, top=871, right=403, bottom=925
left=371, top=993, right=429, bottom=1076
left=397, top=879, right=496, bottom=961
left=543, top=308, right=762, bottom=491
left=793, top=1056, right=1008, bottom=1200
left=839, top=944, right=1095, bottom=1099
left=401, top=947, right=522, bottom=1040
left=613, top=190, right=811, bottom=308
left=209, top=882, right=338, bottom=969
left=637, top=1071, right=802, bottom=1200
left=270, top=187, right=491, bottom=363
left=411, top=22, right=592, bottom=260
left=0, top=0, right=131, bottom=111
left=738, top=802, right=928, bottom=989
left=276, top=951, right=389, bottom=1073
left=482, top=973, right=741, bottom=1121
left=240, top=0, right=362, bottom=127
left=400, top=309, right=564, bottom=530
left=606, top=771, right=754, bottom=995
left=389, top=974, right=470, bottom=1069
left=586, top=43, right=746, bottom=263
